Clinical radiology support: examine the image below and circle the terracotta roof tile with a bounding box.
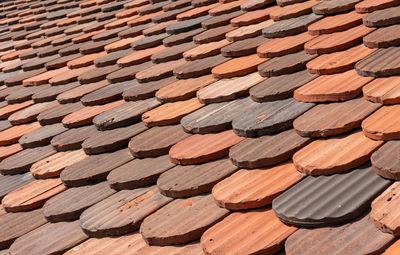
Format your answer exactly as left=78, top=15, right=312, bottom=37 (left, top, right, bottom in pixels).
left=176, top=3, right=220, bottom=21
left=231, top=7, right=273, bottom=27
left=212, top=54, right=267, bottom=78
left=209, top=0, right=247, bottom=16
left=135, top=58, right=186, bottom=82
left=107, top=61, right=153, bottom=83
left=0, top=208, right=47, bottom=250
left=18, top=123, right=67, bottom=148
left=221, top=35, right=268, bottom=57
left=51, top=125, right=99, bottom=151
left=294, top=69, right=374, bottom=102
left=201, top=209, right=297, bottom=255
left=49, top=65, right=95, bottom=85
left=158, top=158, right=238, bottom=197
left=363, top=5, right=400, bottom=27
left=0, top=143, right=23, bottom=162
left=193, top=25, right=233, bottom=44
left=80, top=186, right=172, bottom=237
left=356, top=47, right=400, bottom=77
left=355, top=0, right=399, bottom=13
left=8, top=100, right=59, bottom=125
left=9, top=221, right=88, bottom=255
left=6, top=85, right=50, bottom=104
left=2, top=178, right=66, bottom=212
left=108, top=155, right=175, bottom=189
left=166, top=15, right=211, bottom=34
left=37, top=102, right=84, bottom=126
left=0, top=172, right=34, bottom=201
left=293, top=131, right=383, bottom=175
left=151, top=41, right=195, bottom=63
left=128, top=124, right=190, bottom=157
left=364, top=24, right=400, bottom=48
left=0, top=100, right=34, bottom=119
left=183, top=39, right=230, bottom=61
left=169, top=130, right=244, bottom=164
left=225, top=20, right=272, bottom=42
left=362, top=105, right=400, bottom=140
left=56, top=80, right=109, bottom=103
left=32, top=83, right=81, bottom=103
left=95, top=48, right=134, bottom=67
left=294, top=98, right=381, bottom=137
left=363, top=76, right=400, bottom=104
left=270, top=0, right=318, bottom=21
left=202, top=10, right=243, bottom=29
left=137, top=242, right=204, bottom=254
left=312, top=0, right=360, bottom=15
left=140, top=194, right=229, bottom=245
left=123, top=76, right=177, bottom=100
left=285, top=213, right=394, bottom=254
left=308, top=11, right=365, bottom=35
left=81, top=81, right=136, bottom=106
left=385, top=240, right=400, bottom=254
left=131, top=33, right=169, bottom=50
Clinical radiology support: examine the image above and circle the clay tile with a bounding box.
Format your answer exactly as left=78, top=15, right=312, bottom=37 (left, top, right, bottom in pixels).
left=259, top=51, right=316, bottom=77
left=152, top=41, right=196, bottom=63
left=127, top=11, right=163, bottom=27
left=5, top=68, right=46, bottom=87
left=49, top=65, right=96, bottom=86
left=23, top=66, right=70, bottom=86
left=364, top=24, right=400, bottom=48
left=0, top=100, right=34, bottom=120
left=72, top=29, right=105, bottom=44
left=18, top=123, right=68, bottom=149
left=0, top=122, right=41, bottom=146
left=226, top=20, right=272, bottom=42
left=95, top=49, right=134, bottom=67
left=362, top=105, right=400, bottom=140
left=135, top=59, right=186, bottom=82
left=9, top=221, right=88, bottom=255
left=372, top=141, right=400, bottom=181
left=363, top=76, right=400, bottom=104
left=294, top=98, right=381, bottom=137
left=241, top=0, right=274, bottom=10
left=250, top=70, right=317, bottom=102
left=193, top=25, right=234, bottom=44
left=356, top=47, right=400, bottom=77
left=37, top=103, right=83, bottom=126
left=176, top=3, right=221, bottom=21
left=153, top=6, right=194, bottom=24
left=8, top=101, right=59, bottom=125
left=222, top=35, right=268, bottom=57
left=163, top=0, right=191, bottom=11
left=81, top=81, right=137, bottom=106
left=108, top=62, right=154, bottom=83
left=51, top=125, right=99, bottom=151
left=0, top=172, right=34, bottom=201
left=202, top=10, right=243, bottom=29
left=0, top=143, right=23, bottom=162
left=117, top=45, right=166, bottom=67
left=308, top=11, right=365, bottom=35
left=56, top=80, right=109, bottom=104
left=30, top=149, right=88, bottom=179
left=272, top=0, right=319, bottom=21
left=183, top=39, right=230, bottom=61
left=1, top=48, right=31, bottom=61
left=43, top=181, right=116, bottom=222
left=166, top=15, right=210, bottom=35
left=33, top=84, right=81, bottom=104
left=363, top=5, right=400, bottom=27
left=172, top=55, right=228, bottom=79
left=230, top=129, right=311, bottom=168
left=294, top=131, right=383, bottom=175
left=2, top=178, right=66, bottom=212
left=22, top=55, right=59, bottom=72
left=143, top=20, right=178, bottom=36
left=307, top=44, right=376, bottom=75
left=285, top=213, right=394, bottom=254
left=137, top=1, right=170, bottom=15
left=257, top=32, right=313, bottom=58
left=128, top=124, right=190, bottom=157
left=231, top=7, right=274, bottom=27
left=294, top=69, right=374, bottom=102
left=169, top=130, right=244, bottom=164
left=212, top=54, right=267, bottom=78
left=355, top=0, right=399, bottom=13
left=78, top=65, right=121, bottom=84
left=141, top=194, right=228, bottom=245
left=108, top=155, right=175, bottom=190
left=213, top=162, right=303, bottom=210
left=62, top=100, right=125, bottom=128
left=262, top=13, right=323, bottom=38
left=384, top=240, right=400, bottom=255
left=93, top=27, right=129, bottom=42
left=201, top=208, right=297, bottom=254
left=313, top=0, right=360, bottom=14
left=209, top=0, right=247, bottom=16
left=0, top=209, right=45, bottom=250
left=80, top=186, right=172, bottom=237
left=67, top=51, right=107, bottom=69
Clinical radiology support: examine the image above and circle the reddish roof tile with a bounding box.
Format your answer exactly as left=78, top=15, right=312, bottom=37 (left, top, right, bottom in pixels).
left=355, top=0, right=399, bottom=13
left=0, top=143, right=23, bottom=162
left=37, top=102, right=84, bottom=125
left=193, top=25, right=234, bottom=44
left=183, top=39, right=230, bottom=61
left=270, top=0, right=318, bottom=21
left=384, top=240, right=400, bottom=255
left=135, top=58, right=186, bottom=82
left=0, top=122, right=41, bottom=146
left=212, top=54, right=267, bottom=78
left=80, top=186, right=172, bottom=237
left=123, top=76, right=177, bottom=100
left=363, top=76, right=400, bottom=104
left=225, top=20, right=272, bottom=42
left=363, top=5, right=400, bottom=27
left=169, top=130, right=244, bottom=164
left=140, top=194, right=229, bottom=245
left=176, top=3, right=220, bottom=21
left=308, top=11, right=365, bottom=35
left=81, top=81, right=136, bottom=106
left=312, top=0, right=360, bottom=14
left=201, top=209, right=297, bottom=254
left=293, top=131, right=383, bottom=175
left=362, top=105, right=400, bottom=140
left=2, top=178, right=66, bottom=212
left=0, top=100, right=34, bottom=120
left=151, top=41, right=196, bottom=63
left=0, top=172, right=34, bottom=201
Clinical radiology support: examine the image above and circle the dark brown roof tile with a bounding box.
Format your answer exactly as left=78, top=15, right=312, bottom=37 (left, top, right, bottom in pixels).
left=18, top=123, right=67, bottom=149
left=355, top=0, right=399, bottom=13
left=135, top=58, right=186, bottom=83
left=364, top=24, right=400, bottom=48
left=312, top=0, right=360, bottom=14
left=107, top=62, right=153, bottom=83
left=0, top=172, right=34, bottom=201
left=51, top=125, right=99, bottom=151
left=166, top=15, right=211, bottom=34
left=8, top=100, right=59, bottom=125
left=363, top=5, right=400, bottom=27
left=123, top=76, right=178, bottom=101
left=151, top=41, right=196, bottom=63
left=56, top=80, right=109, bottom=103
left=153, top=6, right=194, bottom=23
left=37, top=102, right=85, bottom=125
left=173, top=54, right=230, bottom=79
left=81, top=81, right=137, bottom=106
left=356, top=47, right=400, bottom=77
left=78, top=64, right=121, bottom=84
left=241, top=0, right=274, bottom=11
left=202, top=10, right=243, bottom=29
left=221, top=35, right=268, bottom=57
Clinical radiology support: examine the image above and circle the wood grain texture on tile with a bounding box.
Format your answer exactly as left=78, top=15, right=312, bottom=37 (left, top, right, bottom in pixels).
left=18, top=123, right=68, bottom=149
left=140, top=194, right=229, bottom=245
left=270, top=0, right=319, bottom=21
left=81, top=81, right=137, bottom=106
left=173, top=54, right=230, bottom=79
left=8, top=100, right=58, bottom=125
left=51, top=125, right=99, bottom=151
left=37, top=102, right=84, bottom=125
left=0, top=172, right=34, bottom=201
left=293, top=131, right=383, bottom=175
left=312, top=0, right=360, bottom=14
left=211, top=54, right=267, bottom=78
left=231, top=8, right=273, bottom=26
left=363, top=76, right=400, bottom=104
left=355, top=0, right=399, bottom=13
left=169, top=130, right=244, bottom=165
left=308, top=10, right=364, bottom=35
left=0, top=121, right=41, bottom=146
left=225, top=20, right=273, bottom=42
left=193, top=25, right=234, bottom=44
left=2, top=178, right=66, bottom=212
left=362, top=105, right=400, bottom=140
left=80, top=186, right=172, bottom=237
left=356, top=47, right=400, bottom=77
left=363, top=24, right=400, bottom=48
left=123, top=76, right=177, bottom=101
left=384, top=240, right=400, bottom=255
left=363, top=5, right=400, bottom=27
left=201, top=209, right=297, bottom=255
left=372, top=140, right=400, bottom=180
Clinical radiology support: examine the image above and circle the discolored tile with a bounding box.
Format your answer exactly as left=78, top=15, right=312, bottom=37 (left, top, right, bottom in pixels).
left=307, top=44, right=376, bottom=74
left=106, top=62, right=153, bottom=83
left=232, top=98, right=314, bottom=137
left=135, top=59, right=186, bottom=83
left=80, top=186, right=172, bottom=237
left=123, top=76, right=178, bottom=101
left=262, top=13, right=323, bottom=38
left=37, top=102, right=85, bottom=126
left=8, top=221, right=88, bottom=255
left=43, top=181, right=116, bottom=222
left=201, top=209, right=297, bottom=255
left=67, top=51, right=107, bottom=69
left=273, top=164, right=391, bottom=226
left=108, top=155, right=175, bottom=190
left=250, top=70, right=318, bottom=102
left=355, top=0, right=399, bottom=13
left=201, top=10, right=243, bottom=29
left=208, top=0, right=246, bottom=16
left=183, top=39, right=230, bottom=61
left=93, top=98, right=160, bottom=130
left=181, top=97, right=258, bottom=134
left=0, top=208, right=47, bottom=250
left=270, top=0, right=319, bottom=21
left=356, top=47, right=400, bottom=77
left=151, top=41, right=196, bottom=63
left=158, top=158, right=237, bottom=198
left=166, top=15, right=211, bottom=34
left=231, top=8, right=275, bottom=27
left=384, top=240, right=400, bottom=255
left=363, top=76, right=400, bottom=104
left=294, top=98, right=381, bottom=137
left=285, top=213, right=394, bottom=254
left=142, top=98, right=204, bottom=127
left=95, top=49, right=134, bottom=67
left=5, top=68, right=46, bottom=87
left=241, top=0, right=274, bottom=10
left=32, top=83, right=81, bottom=103
left=176, top=3, right=220, bottom=21
left=49, top=65, right=96, bottom=85
left=81, top=81, right=137, bottom=106
left=51, top=125, right=99, bottom=151
left=169, top=130, right=244, bottom=165
left=230, top=129, right=311, bottom=168
left=61, top=148, right=134, bottom=187
left=0, top=100, right=34, bottom=120
left=258, top=51, right=316, bottom=77
left=212, top=54, right=267, bottom=78
left=362, top=105, right=400, bottom=140
left=193, top=25, right=234, bottom=44
left=153, top=6, right=194, bottom=24
left=312, top=0, right=360, bottom=14
left=117, top=45, right=166, bottom=67
left=2, top=178, right=66, bottom=212
left=363, top=5, right=400, bottom=27
left=131, top=33, right=169, bottom=51
left=62, top=100, right=125, bottom=128
left=156, top=74, right=216, bottom=102
left=364, top=24, right=400, bottom=48
left=225, top=20, right=272, bottom=42
left=18, top=123, right=68, bottom=149
left=6, top=85, right=51, bottom=104
left=213, top=162, right=303, bottom=210
left=221, top=36, right=268, bottom=57
left=128, top=124, right=191, bottom=157
left=78, top=65, right=121, bottom=84
left=294, top=70, right=374, bottom=102
left=0, top=172, right=34, bottom=201
left=294, top=131, right=383, bottom=175
left=372, top=141, right=400, bottom=180
left=140, top=194, right=229, bottom=245
left=173, top=54, right=230, bottom=79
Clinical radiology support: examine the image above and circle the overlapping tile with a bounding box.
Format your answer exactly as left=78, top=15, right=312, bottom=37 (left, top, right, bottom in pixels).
left=51, top=125, right=99, bottom=151
left=362, top=105, right=400, bottom=140
left=371, top=140, right=400, bottom=180
left=18, top=123, right=67, bottom=148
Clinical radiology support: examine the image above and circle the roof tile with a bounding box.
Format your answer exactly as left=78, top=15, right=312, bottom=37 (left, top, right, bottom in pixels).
left=123, top=76, right=177, bottom=100
left=193, top=25, right=233, bottom=44
left=363, top=76, right=400, bottom=104
left=270, top=0, right=319, bottom=21
left=312, top=0, right=360, bottom=15
left=212, top=54, right=267, bottom=78
left=356, top=47, right=400, bottom=77
left=37, top=102, right=85, bottom=125
left=308, top=10, right=365, bottom=35
left=363, top=5, right=400, bottom=27
left=225, top=20, right=272, bottom=42
left=222, top=35, right=268, bottom=57
left=362, top=105, right=400, bottom=140
left=355, top=0, right=399, bottom=13
left=183, top=39, right=230, bottom=61
left=18, top=123, right=67, bottom=149
left=51, top=125, right=99, bottom=151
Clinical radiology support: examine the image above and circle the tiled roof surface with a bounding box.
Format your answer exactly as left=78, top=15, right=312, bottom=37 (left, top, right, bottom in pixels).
left=0, top=0, right=400, bottom=254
